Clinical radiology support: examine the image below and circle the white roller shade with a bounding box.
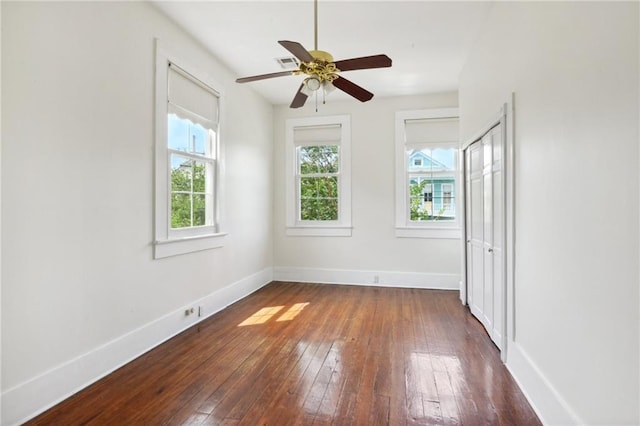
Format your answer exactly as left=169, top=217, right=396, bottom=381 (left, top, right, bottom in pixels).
left=404, top=117, right=459, bottom=145
left=294, top=124, right=341, bottom=145
left=168, top=64, right=218, bottom=126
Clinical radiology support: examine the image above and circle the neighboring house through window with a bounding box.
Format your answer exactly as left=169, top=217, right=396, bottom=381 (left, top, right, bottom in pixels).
left=395, top=108, right=460, bottom=239
left=285, top=115, right=352, bottom=236
left=154, top=41, right=226, bottom=258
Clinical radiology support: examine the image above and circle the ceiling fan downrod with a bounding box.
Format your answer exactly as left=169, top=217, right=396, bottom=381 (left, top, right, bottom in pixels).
left=314, top=0, right=318, bottom=51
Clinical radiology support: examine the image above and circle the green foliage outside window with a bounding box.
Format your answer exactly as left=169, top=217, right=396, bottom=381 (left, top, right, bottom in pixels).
left=171, top=161, right=207, bottom=228
left=299, top=145, right=339, bottom=221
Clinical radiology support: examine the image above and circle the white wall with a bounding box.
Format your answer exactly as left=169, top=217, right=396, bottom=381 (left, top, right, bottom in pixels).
left=273, top=93, right=461, bottom=288
left=459, top=2, right=639, bottom=424
left=2, top=2, right=273, bottom=424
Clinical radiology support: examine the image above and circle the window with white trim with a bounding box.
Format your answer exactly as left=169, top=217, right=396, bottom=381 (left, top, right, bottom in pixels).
left=395, top=108, right=461, bottom=239
left=154, top=42, right=226, bottom=258
left=285, top=115, right=352, bottom=237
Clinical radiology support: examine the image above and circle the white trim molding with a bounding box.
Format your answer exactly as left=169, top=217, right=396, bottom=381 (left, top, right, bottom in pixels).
left=273, top=266, right=459, bottom=290
left=2, top=268, right=273, bottom=426
left=506, top=342, right=584, bottom=425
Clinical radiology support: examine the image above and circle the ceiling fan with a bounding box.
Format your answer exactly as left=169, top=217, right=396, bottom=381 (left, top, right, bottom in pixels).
left=235, top=0, right=392, bottom=108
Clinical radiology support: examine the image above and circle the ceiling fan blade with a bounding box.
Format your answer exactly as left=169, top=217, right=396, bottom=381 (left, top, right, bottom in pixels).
left=278, top=40, right=314, bottom=63
left=333, top=54, right=392, bottom=72
left=236, top=71, right=294, bottom=83
left=332, top=76, right=374, bottom=102
left=290, top=84, right=309, bottom=108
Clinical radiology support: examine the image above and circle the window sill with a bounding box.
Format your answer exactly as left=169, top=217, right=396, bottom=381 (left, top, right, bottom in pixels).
left=395, top=226, right=461, bottom=239
left=286, top=226, right=352, bottom=237
left=154, top=232, right=227, bottom=259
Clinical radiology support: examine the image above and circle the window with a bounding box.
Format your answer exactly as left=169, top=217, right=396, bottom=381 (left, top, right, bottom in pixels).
left=395, top=108, right=460, bottom=239
left=285, top=115, right=351, bottom=236
left=154, top=41, right=226, bottom=258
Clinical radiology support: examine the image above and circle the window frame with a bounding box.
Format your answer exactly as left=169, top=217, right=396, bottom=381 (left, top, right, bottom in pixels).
left=285, top=115, right=352, bottom=237
left=154, top=40, right=226, bottom=258
left=395, top=108, right=461, bottom=239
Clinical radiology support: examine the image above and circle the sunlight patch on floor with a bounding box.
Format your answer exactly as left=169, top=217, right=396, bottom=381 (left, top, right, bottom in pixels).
left=276, top=303, right=310, bottom=322
left=237, top=303, right=310, bottom=326
left=238, top=306, right=285, bottom=326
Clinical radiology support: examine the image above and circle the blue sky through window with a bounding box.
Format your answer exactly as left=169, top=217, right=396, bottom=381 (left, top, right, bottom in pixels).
left=168, top=113, right=208, bottom=155
left=408, top=147, right=455, bottom=170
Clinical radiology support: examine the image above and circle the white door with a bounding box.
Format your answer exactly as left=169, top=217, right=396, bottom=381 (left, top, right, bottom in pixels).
left=465, top=123, right=504, bottom=349
left=466, top=141, right=484, bottom=323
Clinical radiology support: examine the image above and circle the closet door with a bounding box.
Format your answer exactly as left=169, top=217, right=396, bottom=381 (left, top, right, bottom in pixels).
left=466, top=140, right=485, bottom=326
left=465, top=123, right=504, bottom=350
left=482, top=133, right=494, bottom=338
left=489, top=125, right=504, bottom=348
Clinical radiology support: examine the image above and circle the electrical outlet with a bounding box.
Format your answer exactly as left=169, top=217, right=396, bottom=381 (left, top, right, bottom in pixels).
left=373, top=275, right=380, bottom=283
left=185, top=307, right=195, bottom=316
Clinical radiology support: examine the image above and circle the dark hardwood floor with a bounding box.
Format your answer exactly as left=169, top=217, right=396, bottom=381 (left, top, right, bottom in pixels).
left=28, top=282, right=541, bottom=425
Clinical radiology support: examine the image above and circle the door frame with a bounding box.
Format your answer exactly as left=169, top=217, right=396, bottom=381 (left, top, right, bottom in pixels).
left=459, top=95, right=515, bottom=363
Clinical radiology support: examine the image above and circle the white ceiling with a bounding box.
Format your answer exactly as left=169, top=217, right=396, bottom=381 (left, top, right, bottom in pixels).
left=153, top=1, right=494, bottom=106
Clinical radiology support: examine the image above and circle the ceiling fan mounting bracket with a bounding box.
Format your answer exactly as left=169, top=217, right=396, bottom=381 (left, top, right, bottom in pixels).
left=309, top=50, right=333, bottom=63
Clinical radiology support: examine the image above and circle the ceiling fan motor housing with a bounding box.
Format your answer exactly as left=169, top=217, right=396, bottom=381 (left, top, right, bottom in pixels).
left=297, top=50, right=340, bottom=83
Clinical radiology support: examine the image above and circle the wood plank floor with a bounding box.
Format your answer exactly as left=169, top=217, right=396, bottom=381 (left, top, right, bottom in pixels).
left=28, top=282, right=541, bottom=425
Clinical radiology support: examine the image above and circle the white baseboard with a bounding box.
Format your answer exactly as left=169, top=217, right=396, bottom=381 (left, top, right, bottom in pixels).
left=273, top=266, right=460, bottom=290
left=506, top=341, right=583, bottom=425
left=2, top=267, right=273, bottom=426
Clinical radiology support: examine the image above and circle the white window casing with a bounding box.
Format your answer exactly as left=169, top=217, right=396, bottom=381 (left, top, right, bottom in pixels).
left=154, top=40, right=226, bottom=258
left=285, top=115, right=352, bottom=237
left=395, top=108, right=461, bottom=239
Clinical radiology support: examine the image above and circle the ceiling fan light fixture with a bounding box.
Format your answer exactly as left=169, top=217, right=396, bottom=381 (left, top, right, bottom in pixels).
left=323, top=80, right=335, bottom=94
left=304, top=76, right=321, bottom=92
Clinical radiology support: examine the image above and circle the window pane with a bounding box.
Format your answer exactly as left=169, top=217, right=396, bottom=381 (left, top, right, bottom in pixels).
left=300, top=177, right=318, bottom=198
left=168, top=113, right=190, bottom=152
left=299, top=145, right=339, bottom=174
left=171, top=156, right=192, bottom=192
left=299, top=176, right=338, bottom=221
left=192, top=161, right=207, bottom=193
left=190, top=123, right=208, bottom=155
left=171, top=193, right=191, bottom=229
left=168, top=113, right=211, bottom=156
left=407, top=147, right=456, bottom=172
left=407, top=146, right=456, bottom=222
left=409, top=177, right=455, bottom=221
left=300, top=199, right=318, bottom=221
left=192, top=194, right=207, bottom=226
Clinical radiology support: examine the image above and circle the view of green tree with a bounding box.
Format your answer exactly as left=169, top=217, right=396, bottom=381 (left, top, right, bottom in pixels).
left=299, top=145, right=339, bottom=221
left=171, top=160, right=207, bottom=228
